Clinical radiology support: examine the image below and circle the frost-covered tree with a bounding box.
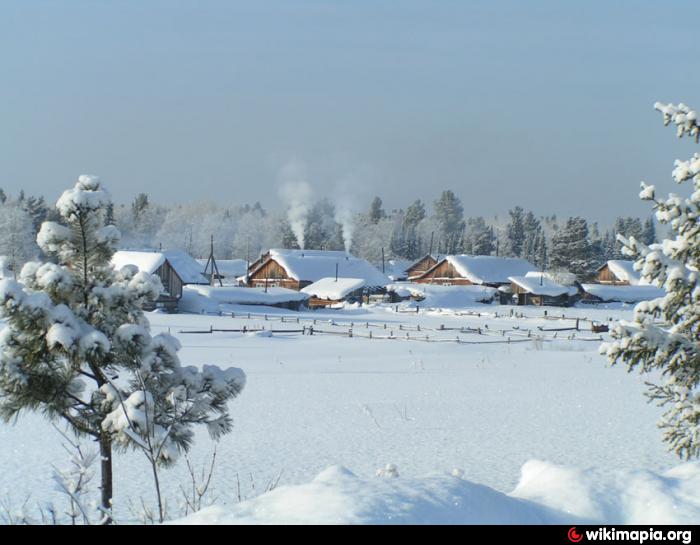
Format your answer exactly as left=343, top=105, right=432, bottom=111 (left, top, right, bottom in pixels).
left=433, top=190, right=464, bottom=254
left=549, top=216, right=594, bottom=279
left=601, top=102, right=700, bottom=459
left=0, top=203, right=39, bottom=275
left=506, top=206, right=526, bottom=257
left=368, top=196, right=386, bottom=224
left=0, top=176, right=246, bottom=522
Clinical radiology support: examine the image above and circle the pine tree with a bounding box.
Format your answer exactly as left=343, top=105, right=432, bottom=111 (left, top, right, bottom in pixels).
left=0, top=176, right=246, bottom=522
left=642, top=217, right=656, bottom=245
left=467, top=217, right=495, bottom=256
left=549, top=217, right=594, bottom=279
left=368, top=197, right=385, bottom=225
left=0, top=203, right=39, bottom=275
left=433, top=190, right=464, bottom=254
left=506, top=206, right=526, bottom=257
left=602, top=102, right=700, bottom=459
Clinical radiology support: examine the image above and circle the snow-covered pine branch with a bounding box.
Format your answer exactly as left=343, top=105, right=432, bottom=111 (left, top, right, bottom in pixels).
left=601, top=103, right=700, bottom=460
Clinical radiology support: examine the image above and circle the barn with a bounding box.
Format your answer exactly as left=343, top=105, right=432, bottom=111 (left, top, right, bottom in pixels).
left=246, top=249, right=389, bottom=292
left=414, top=255, right=535, bottom=287
left=508, top=272, right=578, bottom=307
left=596, top=260, right=642, bottom=285
left=112, top=249, right=208, bottom=312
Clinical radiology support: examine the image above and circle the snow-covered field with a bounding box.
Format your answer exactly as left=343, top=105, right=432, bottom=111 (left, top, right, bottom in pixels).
left=0, top=302, right=696, bottom=524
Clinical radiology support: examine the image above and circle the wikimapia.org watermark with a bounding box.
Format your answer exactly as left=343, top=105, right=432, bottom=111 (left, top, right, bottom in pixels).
left=568, top=527, right=693, bottom=544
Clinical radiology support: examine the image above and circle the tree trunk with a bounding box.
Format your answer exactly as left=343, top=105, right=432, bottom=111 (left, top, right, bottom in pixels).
left=99, top=434, right=113, bottom=524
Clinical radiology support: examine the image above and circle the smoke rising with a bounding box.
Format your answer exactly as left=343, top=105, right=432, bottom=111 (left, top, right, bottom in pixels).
left=278, top=159, right=312, bottom=249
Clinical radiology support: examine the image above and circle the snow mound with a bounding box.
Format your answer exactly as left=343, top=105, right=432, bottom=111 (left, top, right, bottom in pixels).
left=173, top=461, right=700, bottom=525
left=388, top=283, right=496, bottom=307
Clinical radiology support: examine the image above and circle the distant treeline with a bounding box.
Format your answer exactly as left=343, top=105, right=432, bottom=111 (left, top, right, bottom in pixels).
left=0, top=187, right=656, bottom=280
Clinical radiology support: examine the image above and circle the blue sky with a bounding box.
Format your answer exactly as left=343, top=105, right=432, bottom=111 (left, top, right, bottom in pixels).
left=1, top=1, right=699, bottom=222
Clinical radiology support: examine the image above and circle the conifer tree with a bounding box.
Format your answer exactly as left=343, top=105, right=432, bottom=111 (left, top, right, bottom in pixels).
left=0, top=176, right=246, bottom=522
left=602, top=102, right=700, bottom=459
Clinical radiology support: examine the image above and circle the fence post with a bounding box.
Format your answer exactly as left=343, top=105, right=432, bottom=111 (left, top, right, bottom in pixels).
left=417, top=324, right=421, bottom=332
left=309, top=325, right=314, bottom=336
left=348, top=328, right=353, bottom=338
left=369, top=331, right=372, bottom=339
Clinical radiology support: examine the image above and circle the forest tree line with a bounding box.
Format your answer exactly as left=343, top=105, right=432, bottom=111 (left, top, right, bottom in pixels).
left=0, top=187, right=657, bottom=281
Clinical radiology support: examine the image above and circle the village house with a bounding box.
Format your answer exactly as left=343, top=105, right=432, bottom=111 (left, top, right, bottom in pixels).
left=581, top=259, right=664, bottom=303
left=414, top=255, right=535, bottom=287
left=246, top=249, right=389, bottom=292
left=112, top=249, right=209, bottom=312
left=596, top=260, right=643, bottom=285
left=508, top=272, right=578, bottom=307
left=405, top=254, right=440, bottom=281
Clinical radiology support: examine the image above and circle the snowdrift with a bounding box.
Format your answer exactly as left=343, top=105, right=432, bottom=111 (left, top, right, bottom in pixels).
left=180, top=285, right=309, bottom=313
left=173, top=460, right=700, bottom=525
left=388, top=283, right=497, bottom=307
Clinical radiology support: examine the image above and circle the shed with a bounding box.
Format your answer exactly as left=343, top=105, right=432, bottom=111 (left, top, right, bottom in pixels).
left=301, top=277, right=367, bottom=307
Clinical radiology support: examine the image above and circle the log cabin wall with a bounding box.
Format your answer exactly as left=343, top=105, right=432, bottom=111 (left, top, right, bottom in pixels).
left=248, top=258, right=305, bottom=290
left=413, top=260, right=474, bottom=285
left=597, top=264, right=627, bottom=285
left=406, top=255, right=438, bottom=279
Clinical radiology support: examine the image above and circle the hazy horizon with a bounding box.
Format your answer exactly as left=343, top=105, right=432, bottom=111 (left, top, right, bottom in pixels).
left=2, top=1, right=699, bottom=223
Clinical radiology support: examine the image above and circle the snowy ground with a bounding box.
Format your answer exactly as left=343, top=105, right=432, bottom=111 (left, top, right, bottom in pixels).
left=0, top=301, right=693, bottom=523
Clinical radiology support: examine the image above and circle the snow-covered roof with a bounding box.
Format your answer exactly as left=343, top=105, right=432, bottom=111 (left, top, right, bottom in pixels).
left=301, top=277, right=366, bottom=300
left=443, top=255, right=536, bottom=285
left=386, top=282, right=497, bottom=306
left=509, top=272, right=577, bottom=297
left=196, top=258, right=248, bottom=279
left=603, top=260, right=644, bottom=285
left=185, top=285, right=309, bottom=305
left=257, top=249, right=389, bottom=287
left=112, top=251, right=166, bottom=275
left=581, top=284, right=665, bottom=303
left=112, top=250, right=208, bottom=285
left=162, top=250, right=209, bottom=284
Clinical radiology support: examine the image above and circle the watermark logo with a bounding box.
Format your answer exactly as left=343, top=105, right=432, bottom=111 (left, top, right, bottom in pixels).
left=568, top=527, right=584, bottom=543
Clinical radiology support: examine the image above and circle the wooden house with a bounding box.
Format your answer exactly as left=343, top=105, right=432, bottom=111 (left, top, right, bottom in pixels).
left=596, top=260, right=642, bottom=285
left=405, top=254, right=439, bottom=280
left=414, top=255, right=535, bottom=287
left=246, top=249, right=389, bottom=292
left=508, top=272, right=578, bottom=307
left=112, top=250, right=208, bottom=312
